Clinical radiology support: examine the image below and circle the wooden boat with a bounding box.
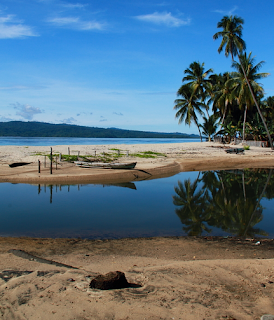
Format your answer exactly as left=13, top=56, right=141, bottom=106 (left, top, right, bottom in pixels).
left=74, top=161, right=137, bottom=169
left=9, top=162, right=31, bottom=168
left=225, top=148, right=244, bottom=154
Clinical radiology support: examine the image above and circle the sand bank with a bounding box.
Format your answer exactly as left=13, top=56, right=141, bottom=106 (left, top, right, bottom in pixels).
left=0, top=236, right=274, bottom=319
left=0, top=141, right=274, bottom=183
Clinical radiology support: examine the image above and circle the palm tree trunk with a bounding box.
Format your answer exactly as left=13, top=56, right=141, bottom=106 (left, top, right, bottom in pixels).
left=194, top=118, right=203, bottom=142
left=242, top=105, right=247, bottom=142
left=236, top=51, right=274, bottom=149
left=221, top=105, right=228, bottom=125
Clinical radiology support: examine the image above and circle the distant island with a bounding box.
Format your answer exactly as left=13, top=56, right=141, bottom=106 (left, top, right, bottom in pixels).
left=0, top=121, right=199, bottom=139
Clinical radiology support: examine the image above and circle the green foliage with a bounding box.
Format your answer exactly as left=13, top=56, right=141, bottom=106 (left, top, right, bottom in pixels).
left=61, top=155, right=78, bottom=162
left=130, top=151, right=166, bottom=158
left=243, top=144, right=250, bottom=150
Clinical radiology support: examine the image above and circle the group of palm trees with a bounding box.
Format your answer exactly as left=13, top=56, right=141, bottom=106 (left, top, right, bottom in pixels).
left=173, top=168, right=273, bottom=237
left=174, top=15, right=274, bottom=148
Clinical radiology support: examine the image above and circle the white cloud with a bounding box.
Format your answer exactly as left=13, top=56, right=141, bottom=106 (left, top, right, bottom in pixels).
left=61, top=3, right=87, bottom=9
left=60, top=117, right=76, bottom=124
left=135, top=12, right=190, bottom=27
left=48, top=16, right=106, bottom=30
left=0, top=14, right=38, bottom=39
left=213, top=6, right=238, bottom=15
left=13, top=103, right=43, bottom=120
left=0, top=116, right=12, bottom=122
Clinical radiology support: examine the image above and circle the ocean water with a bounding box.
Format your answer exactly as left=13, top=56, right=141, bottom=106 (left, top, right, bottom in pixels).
left=0, top=137, right=200, bottom=146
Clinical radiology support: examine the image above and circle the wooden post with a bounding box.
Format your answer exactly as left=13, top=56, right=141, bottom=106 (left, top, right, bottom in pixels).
left=50, top=147, right=52, bottom=174
left=68, top=147, right=70, bottom=155
left=94, top=151, right=96, bottom=156
left=44, top=155, right=46, bottom=168
left=55, top=156, right=58, bottom=170
left=117, top=150, right=120, bottom=156
left=59, top=153, right=62, bottom=161
left=38, top=160, right=40, bottom=173
left=127, top=150, right=129, bottom=157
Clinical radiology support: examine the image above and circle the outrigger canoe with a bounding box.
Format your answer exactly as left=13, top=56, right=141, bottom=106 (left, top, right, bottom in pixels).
left=74, top=161, right=137, bottom=169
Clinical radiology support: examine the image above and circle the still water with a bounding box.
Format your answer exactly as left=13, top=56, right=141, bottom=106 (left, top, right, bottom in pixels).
left=0, top=137, right=200, bottom=146
left=1, top=168, right=273, bottom=239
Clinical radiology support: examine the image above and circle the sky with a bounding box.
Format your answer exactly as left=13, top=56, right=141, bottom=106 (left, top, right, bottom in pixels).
left=0, top=0, right=274, bottom=135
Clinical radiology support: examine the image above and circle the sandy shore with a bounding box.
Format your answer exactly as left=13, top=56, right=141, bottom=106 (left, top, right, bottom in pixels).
left=0, top=141, right=274, bottom=183
left=1, top=141, right=274, bottom=319
left=1, top=237, right=274, bottom=319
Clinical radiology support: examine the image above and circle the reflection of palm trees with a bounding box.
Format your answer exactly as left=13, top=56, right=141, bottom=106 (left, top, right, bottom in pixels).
left=173, top=169, right=273, bottom=238
left=173, top=179, right=211, bottom=236
left=230, top=198, right=266, bottom=238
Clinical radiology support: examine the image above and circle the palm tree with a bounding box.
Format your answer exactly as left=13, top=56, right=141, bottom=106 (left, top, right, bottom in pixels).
left=210, top=72, right=237, bottom=125
left=230, top=52, right=269, bottom=141
left=183, top=61, right=213, bottom=117
left=199, top=115, right=221, bottom=141
left=174, top=84, right=205, bottom=141
left=213, top=15, right=274, bottom=149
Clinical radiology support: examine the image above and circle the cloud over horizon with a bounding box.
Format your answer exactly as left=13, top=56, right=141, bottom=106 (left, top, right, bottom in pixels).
left=13, top=103, right=43, bottom=120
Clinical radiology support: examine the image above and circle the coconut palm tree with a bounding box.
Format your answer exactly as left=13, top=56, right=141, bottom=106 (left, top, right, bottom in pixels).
left=199, top=115, right=221, bottom=141
left=213, top=15, right=274, bottom=149
left=210, top=72, right=237, bottom=125
left=230, top=52, right=269, bottom=141
left=183, top=61, right=213, bottom=117
left=174, top=84, right=205, bottom=141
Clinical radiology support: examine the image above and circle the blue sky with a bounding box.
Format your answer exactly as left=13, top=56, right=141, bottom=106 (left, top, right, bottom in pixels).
left=0, top=0, right=273, bottom=134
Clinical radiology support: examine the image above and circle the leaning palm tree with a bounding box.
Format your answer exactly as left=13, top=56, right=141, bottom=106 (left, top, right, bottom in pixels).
left=213, top=15, right=274, bottom=149
left=174, top=84, right=205, bottom=141
left=183, top=61, right=213, bottom=117
left=230, top=52, right=269, bottom=141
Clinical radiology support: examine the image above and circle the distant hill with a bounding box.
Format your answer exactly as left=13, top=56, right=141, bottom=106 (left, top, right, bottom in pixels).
left=0, top=121, right=199, bottom=139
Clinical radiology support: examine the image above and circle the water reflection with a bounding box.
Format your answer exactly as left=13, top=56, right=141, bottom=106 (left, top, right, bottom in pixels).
left=173, top=169, right=273, bottom=238
left=37, top=182, right=137, bottom=203
left=0, top=169, right=273, bottom=239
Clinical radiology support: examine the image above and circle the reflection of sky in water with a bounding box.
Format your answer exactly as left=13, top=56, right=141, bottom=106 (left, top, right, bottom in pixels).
left=0, top=170, right=273, bottom=239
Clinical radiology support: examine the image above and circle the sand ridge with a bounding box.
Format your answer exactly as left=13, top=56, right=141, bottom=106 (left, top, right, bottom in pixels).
left=0, top=141, right=274, bottom=183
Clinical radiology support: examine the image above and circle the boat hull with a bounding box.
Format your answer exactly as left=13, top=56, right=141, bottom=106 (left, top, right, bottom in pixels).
left=74, top=161, right=137, bottom=169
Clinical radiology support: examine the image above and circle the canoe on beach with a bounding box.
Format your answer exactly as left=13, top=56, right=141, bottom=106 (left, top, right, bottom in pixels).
left=74, top=161, right=137, bottom=169
left=225, top=148, right=245, bottom=154
left=9, top=162, right=32, bottom=168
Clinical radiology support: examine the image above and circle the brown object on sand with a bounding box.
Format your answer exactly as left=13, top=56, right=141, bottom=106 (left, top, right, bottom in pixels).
left=90, top=271, right=130, bottom=290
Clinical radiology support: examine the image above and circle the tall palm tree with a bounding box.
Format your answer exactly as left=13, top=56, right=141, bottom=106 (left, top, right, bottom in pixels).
left=183, top=61, right=213, bottom=117
left=210, top=72, right=237, bottom=125
left=213, top=15, right=274, bottom=149
left=174, top=84, right=205, bottom=141
left=230, top=52, right=269, bottom=140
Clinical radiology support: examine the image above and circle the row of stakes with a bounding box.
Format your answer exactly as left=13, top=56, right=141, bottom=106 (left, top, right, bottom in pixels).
left=38, top=147, right=130, bottom=175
